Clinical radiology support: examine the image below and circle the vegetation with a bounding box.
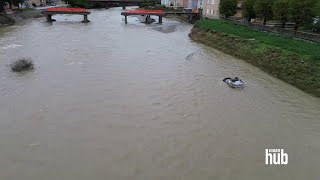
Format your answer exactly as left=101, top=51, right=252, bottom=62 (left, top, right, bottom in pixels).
left=10, top=58, right=34, bottom=72
left=6, top=0, right=13, bottom=10
left=219, top=0, right=238, bottom=18
left=12, top=0, right=23, bottom=9
left=0, top=0, right=6, bottom=13
left=1, top=8, right=43, bottom=26
left=91, top=2, right=105, bottom=9
left=314, top=1, right=320, bottom=17
left=139, top=0, right=152, bottom=8
left=190, top=19, right=320, bottom=96
left=289, top=0, right=316, bottom=30
left=66, top=0, right=89, bottom=8
left=242, top=0, right=318, bottom=30
left=0, top=0, right=23, bottom=10
left=272, top=0, right=290, bottom=28
left=144, top=4, right=166, bottom=10
left=253, top=0, right=274, bottom=25
left=314, top=4, right=320, bottom=32
left=0, top=14, right=15, bottom=25
left=243, top=0, right=256, bottom=22
left=139, top=0, right=159, bottom=8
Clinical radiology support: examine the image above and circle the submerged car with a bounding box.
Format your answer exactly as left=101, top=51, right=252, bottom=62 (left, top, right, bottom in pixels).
left=223, top=77, right=244, bottom=88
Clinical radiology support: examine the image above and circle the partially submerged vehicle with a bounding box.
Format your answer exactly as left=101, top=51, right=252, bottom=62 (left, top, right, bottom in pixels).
left=223, top=77, right=244, bottom=88
left=138, top=15, right=155, bottom=24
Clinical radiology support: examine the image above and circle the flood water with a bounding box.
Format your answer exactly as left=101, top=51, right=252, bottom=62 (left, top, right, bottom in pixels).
left=1, top=7, right=320, bottom=180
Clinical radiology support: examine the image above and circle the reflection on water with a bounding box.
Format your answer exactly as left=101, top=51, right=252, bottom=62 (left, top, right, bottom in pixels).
left=0, top=7, right=320, bottom=180
left=152, top=24, right=177, bottom=33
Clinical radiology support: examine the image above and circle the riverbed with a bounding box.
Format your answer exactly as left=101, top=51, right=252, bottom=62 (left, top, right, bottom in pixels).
left=1, top=7, right=320, bottom=180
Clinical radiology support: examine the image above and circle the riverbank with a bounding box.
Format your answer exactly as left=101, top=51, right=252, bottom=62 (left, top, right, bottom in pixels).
left=189, top=19, right=320, bottom=97
left=1, top=9, right=320, bottom=180
left=0, top=9, right=44, bottom=27
left=0, top=14, right=15, bottom=26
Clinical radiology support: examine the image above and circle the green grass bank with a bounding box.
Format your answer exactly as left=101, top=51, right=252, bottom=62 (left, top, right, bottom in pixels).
left=189, top=19, right=320, bottom=97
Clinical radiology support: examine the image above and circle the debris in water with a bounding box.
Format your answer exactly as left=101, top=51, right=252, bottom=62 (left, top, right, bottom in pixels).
left=10, top=58, right=34, bottom=72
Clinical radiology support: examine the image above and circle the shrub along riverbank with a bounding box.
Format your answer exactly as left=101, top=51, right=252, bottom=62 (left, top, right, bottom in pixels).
left=189, top=19, right=320, bottom=97
left=0, top=14, right=15, bottom=26
left=0, top=9, right=44, bottom=27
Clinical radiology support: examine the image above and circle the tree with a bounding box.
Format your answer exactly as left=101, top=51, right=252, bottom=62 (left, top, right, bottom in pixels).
left=243, top=0, right=256, bottom=22
left=12, top=0, right=24, bottom=9
left=65, top=0, right=89, bottom=8
left=289, top=0, right=316, bottom=30
left=254, top=0, right=274, bottom=25
left=0, top=0, right=6, bottom=13
left=139, top=0, right=152, bottom=8
left=312, top=0, right=320, bottom=17
left=219, top=0, right=237, bottom=18
left=7, top=0, right=12, bottom=9
left=273, top=0, right=290, bottom=28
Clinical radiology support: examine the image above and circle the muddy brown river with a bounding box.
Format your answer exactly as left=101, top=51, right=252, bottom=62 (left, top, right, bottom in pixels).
left=1, top=7, right=320, bottom=180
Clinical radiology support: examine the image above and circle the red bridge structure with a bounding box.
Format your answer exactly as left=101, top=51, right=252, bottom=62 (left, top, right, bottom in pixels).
left=42, top=8, right=91, bottom=23
left=121, top=9, right=200, bottom=24
left=121, top=9, right=165, bottom=24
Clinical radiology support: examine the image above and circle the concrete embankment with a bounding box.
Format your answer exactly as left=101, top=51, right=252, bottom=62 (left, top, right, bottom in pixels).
left=189, top=20, right=320, bottom=97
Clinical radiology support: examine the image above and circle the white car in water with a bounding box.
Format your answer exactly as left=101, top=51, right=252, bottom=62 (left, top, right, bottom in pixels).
left=137, top=15, right=155, bottom=24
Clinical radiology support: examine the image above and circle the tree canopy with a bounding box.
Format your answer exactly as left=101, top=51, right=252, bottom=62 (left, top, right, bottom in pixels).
left=0, top=0, right=6, bottom=13
left=243, top=0, right=256, bottom=22
left=12, top=0, right=23, bottom=9
left=65, top=0, right=90, bottom=8
left=289, top=0, right=316, bottom=30
left=273, top=0, right=290, bottom=28
left=254, top=0, right=274, bottom=25
left=313, top=0, right=320, bottom=17
left=219, top=0, right=238, bottom=18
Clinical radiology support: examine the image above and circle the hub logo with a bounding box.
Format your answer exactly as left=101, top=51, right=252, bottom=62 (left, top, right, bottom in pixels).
left=265, top=149, right=288, bottom=165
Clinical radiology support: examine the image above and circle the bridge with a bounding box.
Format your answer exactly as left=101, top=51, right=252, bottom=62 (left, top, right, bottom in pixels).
left=42, top=8, right=91, bottom=23
left=121, top=9, right=200, bottom=24
left=121, top=9, right=165, bottom=23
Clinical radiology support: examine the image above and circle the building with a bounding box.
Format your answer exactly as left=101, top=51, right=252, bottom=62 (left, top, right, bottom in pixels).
left=161, top=0, right=200, bottom=11
left=3, top=3, right=11, bottom=12
left=160, top=0, right=243, bottom=18
left=202, top=0, right=219, bottom=18
left=161, top=0, right=187, bottom=7
left=234, top=0, right=243, bottom=19
left=202, top=0, right=243, bottom=19
left=161, top=0, right=170, bottom=6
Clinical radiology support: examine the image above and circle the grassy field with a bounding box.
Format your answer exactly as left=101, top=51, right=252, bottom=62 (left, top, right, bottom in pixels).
left=190, top=19, right=320, bottom=97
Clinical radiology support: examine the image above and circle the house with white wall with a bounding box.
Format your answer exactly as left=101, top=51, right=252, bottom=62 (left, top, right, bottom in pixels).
left=202, top=0, right=219, bottom=18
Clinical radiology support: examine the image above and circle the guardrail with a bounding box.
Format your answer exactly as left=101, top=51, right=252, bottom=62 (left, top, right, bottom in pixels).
left=228, top=19, right=320, bottom=43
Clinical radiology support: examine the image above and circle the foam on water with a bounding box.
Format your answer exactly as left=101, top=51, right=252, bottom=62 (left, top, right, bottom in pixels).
left=1, top=43, right=22, bottom=50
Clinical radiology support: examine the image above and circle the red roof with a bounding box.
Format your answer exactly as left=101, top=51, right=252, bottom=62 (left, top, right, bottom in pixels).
left=47, top=8, right=88, bottom=12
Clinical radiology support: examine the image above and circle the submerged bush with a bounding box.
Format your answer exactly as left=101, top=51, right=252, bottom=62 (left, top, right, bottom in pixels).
left=66, top=0, right=90, bottom=8
left=0, top=15, right=15, bottom=26
left=10, top=58, right=34, bottom=72
left=91, top=2, right=105, bottom=8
